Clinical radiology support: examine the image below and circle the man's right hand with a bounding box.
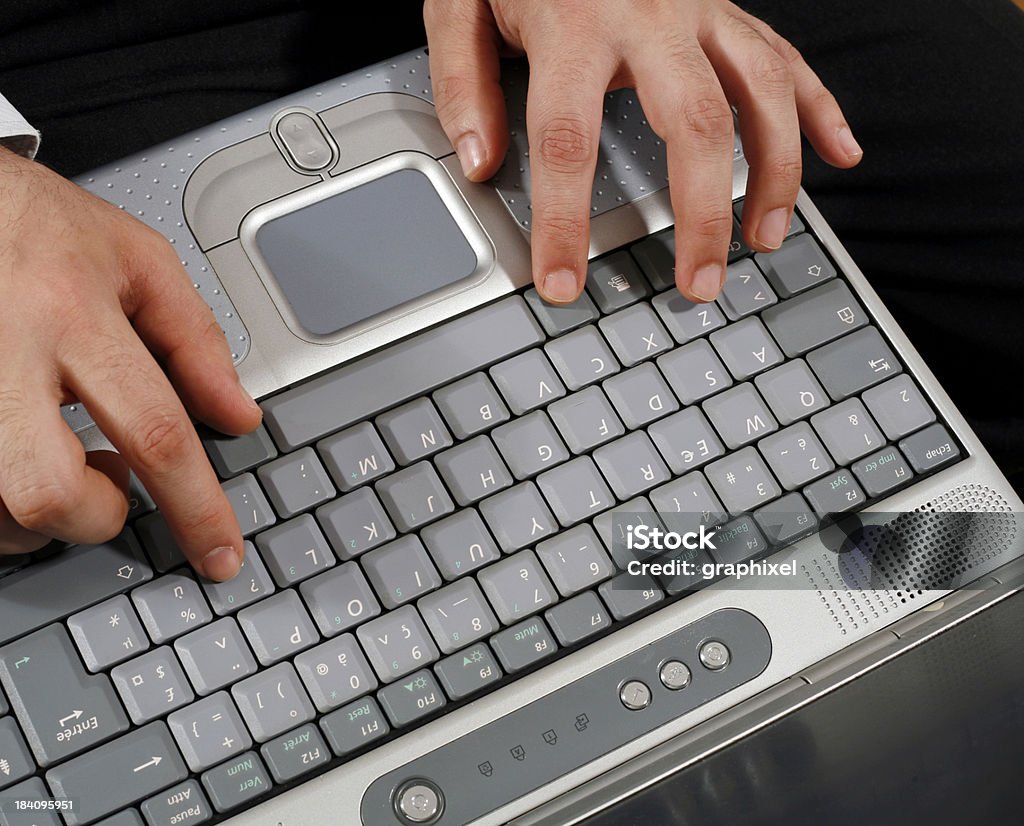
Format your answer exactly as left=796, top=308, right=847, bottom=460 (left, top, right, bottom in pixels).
left=0, top=147, right=261, bottom=580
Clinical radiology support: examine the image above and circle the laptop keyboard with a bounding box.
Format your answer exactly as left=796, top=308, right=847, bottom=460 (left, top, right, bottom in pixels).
left=0, top=202, right=964, bottom=825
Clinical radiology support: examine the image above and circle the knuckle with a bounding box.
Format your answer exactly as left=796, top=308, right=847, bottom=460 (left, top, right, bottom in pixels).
left=773, top=36, right=805, bottom=68
left=766, top=153, right=803, bottom=185
left=533, top=210, right=588, bottom=244
left=126, top=407, right=193, bottom=471
left=810, top=85, right=839, bottom=112
left=680, top=97, right=734, bottom=147
left=749, top=51, right=793, bottom=95
left=690, top=210, right=735, bottom=243
left=536, top=116, right=596, bottom=173
left=6, top=479, right=73, bottom=533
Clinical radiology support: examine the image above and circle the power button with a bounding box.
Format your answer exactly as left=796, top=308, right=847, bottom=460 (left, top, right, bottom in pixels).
left=394, top=778, right=444, bottom=824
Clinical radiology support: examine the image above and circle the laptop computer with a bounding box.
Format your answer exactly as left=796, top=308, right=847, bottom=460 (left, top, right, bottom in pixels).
left=1, top=47, right=1021, bottom=826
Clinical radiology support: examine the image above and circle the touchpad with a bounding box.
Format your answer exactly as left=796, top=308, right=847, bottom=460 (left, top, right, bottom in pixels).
left=252, top=163, right=482, bottom=338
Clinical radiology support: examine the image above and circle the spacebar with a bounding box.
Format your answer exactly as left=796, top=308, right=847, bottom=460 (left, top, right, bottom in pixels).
left=262, top=296, right=544, bottom=450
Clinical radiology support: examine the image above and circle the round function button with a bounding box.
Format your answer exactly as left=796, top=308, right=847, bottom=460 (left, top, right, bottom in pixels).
left=699, top=640, right=731, bottom=671
left=659, top=660, right=692, bottom=690
left=394, top=779, right=444, bottom=824
left=620, top=679, right=652, bottom=711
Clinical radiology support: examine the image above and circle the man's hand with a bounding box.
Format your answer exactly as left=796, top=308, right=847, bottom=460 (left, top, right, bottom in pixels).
left=424, top=0, right=862, bottom=303
left=0, top=147, right=261, bottom=580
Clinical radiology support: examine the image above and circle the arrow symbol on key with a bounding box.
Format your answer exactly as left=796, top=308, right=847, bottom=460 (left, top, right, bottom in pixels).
left=133, top=756, right=163, bottom=772
left=58, top=710, right=83, bottom=727
left=13, top=657, right=29, bottom=669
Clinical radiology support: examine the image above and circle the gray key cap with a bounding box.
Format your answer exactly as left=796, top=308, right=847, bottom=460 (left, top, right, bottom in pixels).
left=648, top=407, right=725, bottom=474
left=524, top=287, right=599, bottom=336
left=544, top=325, right=620, bottom=391
left=255, top=515, right=335, bottom=587
left=133, top=573, right=213, bottom=644
left=852, top=446, right=915, bottom=497
left=0, top=624, right=128, bottom=766
left=357, top=606, right=440, bottom=683
left=586, top=251, right=651, bottom=312
left=294, top=635, right=378, bottom=712
left=0, top=531, right=153, bottom=645
left=759, top=422, right=835, bottom=490
left=238, top=591, right=318, bottom=665
left=200, top=541, right=275, bottom=615
left=478, top=482, right=559, bottom=552
left=420, top=510, right=501, bottom=580
left=140, top=779, right=212, bottom=826
left=362, top=536, right=441, bottom=609
left=376, top=398, right=453, bottom=465
left=221, top=474, right=276, bottom=537
left=174, top=619, right=258, bottom=696
left=592, top=498, right=664, bottom=568
left=598, top=573, right=664, bottom=620
left=863, top=375, right=936, bottom=440
left=755, top=233, right=836, bottom=298
left=599, top=304, right=672, bottom=366
left=603, top=363, right=679, bottom=429
left=299, top=563, right=381, bottom=637
left=650, top=475, right=727, bottom=536
left=709, top=516, right=770, bottom=565
left=167, top=693, right=251, bottom=771
left=491, top=411, right=570, bottom=479
left=256, top=447, right=335, bottom=517
left=0, top=717, right=34, bottom=787
left=899, top=424, right=962, bottom=474
left=68, top=595, right=149, bottom=672
left=317, top=487, right=396, bottom=560
left=317, top=422, right=395, bottom=492
left=630, top=228, right=677, bottom=291
left=126, top=472, right=156, bottom=522
left=45, top=723, right=188, bottom=825
left=718, top=259, right=778, bottom=320
left=812, top=399, right=885, bottom=464
left=762, top=281, right=867, bottom=357
left=710, top=317, right=784, bottom=380
left=135, top=512, right=187, bottom=573
left=232, top=663, right=315, bottom=742
left=319, top=697, right=390, bottom=756
left=435, top=436, right=513, bottom=505
left=0, top=778, right=62, bottom=826
left=377, top=669, right=447, bottom=727
left=263, top=296, right=544, bottom=450
left=537, top=457, right=616, bottom=526
left=803, top=470, right=867, bottom=514
left=490, top=349, right=566, bottom=415
left=545, top=591, right=612, bottom=646
left=535, top=525, right=615, bottom=597
left=807, top=327, right=902, bottom=400
left=754, top=493, right=819, bottom=546
left=202, top=424, right=277, bottom=479
left=96, top=812, right=145, bottom=826
left=200, top=751, right=271, bottom=813
left=651, top=289, right=727, bottom=343
left=419, top=580, right=499, bottom=654
left=547, top=387, right=625, bottom=454
left=593, top=432, right=671, bottom=499
left=657, top=339, right=733, bottom=405
left=433, top=643, right=503, bottom=700
left=433, top=373, right=510, bottom=439
left=754, top=359, right=830, bottom=425
left=705, top=447, right=782, bottom=513
left=478, top=551, right=558, bottom=624
left=375, top=462, right=455, bottom=533
left=111, top=646, right=195, bottom=724
left=703, top=382, right=778, bottom=448
left=259, top=724, right=330, bottom=784
left=490, top=617, right=559, bottom=673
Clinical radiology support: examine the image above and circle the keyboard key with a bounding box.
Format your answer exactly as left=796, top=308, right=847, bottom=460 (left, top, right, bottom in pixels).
left=232, top=663, right=315, bottom=742
left=357, top=606, right=439, bottom=683
left=650, top=475, right=727, bottom=535
left=544, top=325, right=620, bottom=390
left=703, top=382, right=779, bottom=449
left=630, top=228, right=676, bottom=291
left=174, top=619, right=258, bottom=696
left=294, top=635, right=378, bottom=712
left=537, top=457, right=616, bottom=526
left=899, top=424, right=962, bottom=474
left=317, top=422, right=395, bottom=492
left=168, top=693, right=250, bottom=771
left=657, top=339, right=733, bottom=405
left=759, top=422, right=835, bottom=490
left=317, top=488, right=396, bottom=560
left=221, top=474, right=276, bottom=537
left=524, top=287, right=599, bottom=336
left=0, top=624, right=129, bottom=766
left=651, top=289, right=727, bottom=343
left=299, top=563, right=381, bottom=637
left=418, top=579, right=499, bottom=654
left=126, top=472, right=156, bottom=521
left=754, top=359, right=830, bottom=425
left=96, top=811, right=144, bottom=826
left=433, top=373, right=511, bottom=439
left=490, top=349, right=566, bottom=415
left=0, top=717, right=34, bottom=787
left=378, top=670, right=447, bottom=727
left=68, top=594, right=149, bottom=672
left=111, top=646, right=195, bottom=724
left=593, top=432, right=671, bottom=499
left=319, top=697, right=390, bottom=756
left=433, top=643, right=503, bottom=700
left=603, top=363, right=679, bottom=428
left=256, top=447, right=335, bottom=517
left=545, top=591, right=612, bottom=646
left=435, top=436, right=513, bottom=505
left=238, top=591, right=319, bottom=665
left=705, top=447, right=782, bottom=513
left=45, top=723, right=188, bottom=825
left=535, top=525, right=615, bottom=597
left=259, top=724, right=330, bottom=784
left=200, top=751, right=271, bottom=813
left=491, top=410, right=570, bottom=479
left=803, top=470, right=867, bottom=515
left=201, top=424, right=277, bottom=480
left=420, top=510, right=501, bottom=580
left=362, top=536, right=441, bottom=609
left=263, top=295, right=544, bottom=450
left=762, top=281, right=868, bottom=357
left=200, top=541, right=275, bottom=614
left=599, top=304, right=672, bottom=366
left=852, top=446, right=915, bottom=497
left=140, top=779, right=212, bottom=826
left=135, top=512, right=187, bottom=573
left=709, top=516, right=770, bottom=565
left=592, top=498, right=664, bottom=568
left=807, top=327, right=902, bottom=400
left=585, top=251, right=651, bottom=312
left=256, top=515, right=335, bottom=587
left=376, top=398, right=453, bottom=465
left=478, top=551, right=559, bottom=625
left=718, top=259, right=778, bottom=320
left=812, top=399, right=885, bottom=464
left=547, top=387, right=625, bottom=454
left=648, top=407, right=725, bottom=474
left=132, top=572, right=213, bottom=643
left=754, top=493, right=820, bottom=547
left=710, top=317, right=784, bottom=380
left=755, top=233, right=836, bottom=297
left=598, top=573, right=664, bottom=620
left=478, top=482, right=559, bottom=552
left=0, top=778, right=61, bottom=826
left=490, top=617, right=559, bottom=673
left=862, top=375, right=936, bottom=440
left=375, top=462, right=455, bottom=532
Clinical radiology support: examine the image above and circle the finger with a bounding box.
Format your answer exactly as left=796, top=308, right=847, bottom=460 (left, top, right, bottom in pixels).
left=633, top=35, right=736, bottom=301
left=62, top=318, right=245, bottom=581
left=424, top=0, right=509, bottom=181
left=0, top=497, right=50, bottom=554
left=703, top=15, right=802, bottom=251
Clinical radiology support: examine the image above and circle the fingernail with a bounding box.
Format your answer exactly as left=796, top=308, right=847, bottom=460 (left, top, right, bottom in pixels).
left=203, top=546, right=240, bottom=581
left=690, top=264, right=724, bottom=302
left=456, top=133, right=486, bottom=179
left=541, top=269, right=580, bottom=303
left=837, top=125, right=863, bottom=160
left=756, top=208, right=790, bottom=250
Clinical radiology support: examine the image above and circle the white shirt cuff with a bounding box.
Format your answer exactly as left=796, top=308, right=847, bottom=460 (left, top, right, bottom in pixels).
left=0, top=93, right=40, bottom=159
